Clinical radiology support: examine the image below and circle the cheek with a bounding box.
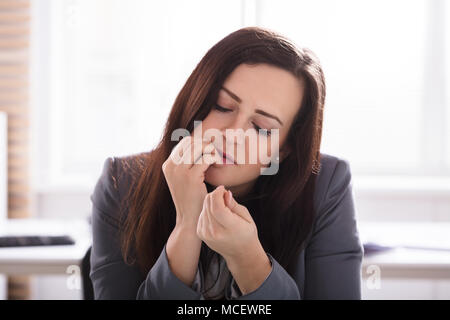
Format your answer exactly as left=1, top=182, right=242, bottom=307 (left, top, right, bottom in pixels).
left=261, top=131, right=286, bottom=160
left=200, top=112, right=224, bottom=137
left=250, top=136, right=278, bottom=164
left=201, top=113, right=213, bottom=131
left=203, top=110, right=222, bottom=124
left=234, top=136, right=275, bottom=166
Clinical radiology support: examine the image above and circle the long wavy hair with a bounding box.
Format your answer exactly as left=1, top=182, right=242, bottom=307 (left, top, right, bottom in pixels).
left=117, top=26, right=326, bottom=295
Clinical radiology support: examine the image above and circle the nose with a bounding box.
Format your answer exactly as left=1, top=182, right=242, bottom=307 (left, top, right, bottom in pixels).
left=220, top=112, right=248, bottom=146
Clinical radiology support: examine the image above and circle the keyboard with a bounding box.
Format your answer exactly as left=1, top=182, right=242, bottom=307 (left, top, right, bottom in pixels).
left=363, top=242, right=394, bottom=255
left=0, top=235, right=75, bottom=247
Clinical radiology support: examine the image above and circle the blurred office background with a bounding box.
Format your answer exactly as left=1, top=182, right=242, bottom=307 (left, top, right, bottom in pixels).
left=0, top=0, right=449, bottom=299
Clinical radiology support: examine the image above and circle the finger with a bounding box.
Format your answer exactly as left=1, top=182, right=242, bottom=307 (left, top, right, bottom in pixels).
left=204, top=194, right=215, bottom=238
left=207, top=191, right=227, bottom=229
left=225, top=190, right=254, bottom=224
left=178, top=137, right=210, bottom=168
left=189, top=140, right=216, bottom=169
left=190, top=145, right=222, bottom=176
left=207, top=193, right=227, bottom=237
left=209, top=185, right=236, bottom=228
left=170, top=122, right=209, bottom=163
left=224, top=190, right=233, bottom=208
left=187, top=123, right=212, bottom=155
left=169, top=135, right=192, bottom=165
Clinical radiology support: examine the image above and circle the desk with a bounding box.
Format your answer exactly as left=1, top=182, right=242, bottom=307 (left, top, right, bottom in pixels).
left=1, top=219, right=449, bottom=280
left=0, top=218, right=91, bottom=275
left=360, top=222, right=450, bottom=279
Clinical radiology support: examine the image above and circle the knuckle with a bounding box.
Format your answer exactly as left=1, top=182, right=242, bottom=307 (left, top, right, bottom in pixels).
left=169, top=153, right=181, bottom=165
left=183, top=136, right=192, bottom=146
left=203, top=141, right=214, bottom=153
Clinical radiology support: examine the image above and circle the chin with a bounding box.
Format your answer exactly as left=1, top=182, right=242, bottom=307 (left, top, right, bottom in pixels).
left=205, top=168, right=256, bottom=190
left=206, top=165, right=245, bottom=186
left=204, top=169, right=230, bottom=188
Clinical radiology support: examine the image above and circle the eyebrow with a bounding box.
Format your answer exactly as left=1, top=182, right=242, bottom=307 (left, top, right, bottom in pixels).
left=221, top=86, right=284, bottom=126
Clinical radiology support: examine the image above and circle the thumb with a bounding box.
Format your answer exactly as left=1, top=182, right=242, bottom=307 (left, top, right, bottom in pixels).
left=225, top=190, right=253, bottom=223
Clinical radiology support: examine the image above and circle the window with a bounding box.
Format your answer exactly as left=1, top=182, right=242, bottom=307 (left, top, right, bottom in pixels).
left=33, top=0, right=450, bottom=191
left=34, top=0, right=243, bottom=187
left=446, top=0, right=450, bottom=168
left=259, top=0, right=449, bottom=176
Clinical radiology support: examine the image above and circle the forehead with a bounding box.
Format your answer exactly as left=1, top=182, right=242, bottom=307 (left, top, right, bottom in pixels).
left=221, top=63, right=304, bottom=125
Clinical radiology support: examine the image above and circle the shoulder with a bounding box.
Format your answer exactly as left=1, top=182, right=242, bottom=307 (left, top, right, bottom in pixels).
left=306, top=153, right=363, bottom=264
left=113, top=151, right=150, bottom=194
left=313, top=152, right=353, bottom=216
left=90, top=151, right=152, bottom=226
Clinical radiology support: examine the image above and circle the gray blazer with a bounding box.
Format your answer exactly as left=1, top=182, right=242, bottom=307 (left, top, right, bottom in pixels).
left=89, top=152, right=364, bottom=299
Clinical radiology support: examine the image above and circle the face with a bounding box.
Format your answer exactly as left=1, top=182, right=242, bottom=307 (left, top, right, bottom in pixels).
left=202, top=63, right=305, bottom=197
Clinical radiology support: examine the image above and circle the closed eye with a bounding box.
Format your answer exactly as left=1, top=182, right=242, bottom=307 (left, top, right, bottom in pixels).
left=252, top=123, right=271, bottom=136
left=213, top=104, right=232, bottom=112
left=213, top=104, right=272, bottom=136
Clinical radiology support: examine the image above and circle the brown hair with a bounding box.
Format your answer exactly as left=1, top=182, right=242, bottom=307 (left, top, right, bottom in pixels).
left=118, top=26, right=326, bottom=282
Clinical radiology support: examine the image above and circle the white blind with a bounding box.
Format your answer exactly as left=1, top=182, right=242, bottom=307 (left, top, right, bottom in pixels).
left=446, top=0, right=450, bottom=168
left=259, top=0, right=442, bottom=175
left=37, top=0, right=450, bottom=188
left=45, top=0, right=243, bottom=185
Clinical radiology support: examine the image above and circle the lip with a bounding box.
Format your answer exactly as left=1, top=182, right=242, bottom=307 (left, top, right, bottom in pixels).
left=216, top=148, right=236, bottom=165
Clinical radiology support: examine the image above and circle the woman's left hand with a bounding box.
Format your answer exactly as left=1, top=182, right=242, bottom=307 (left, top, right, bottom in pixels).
left=196, top=185, right=262, bottom=262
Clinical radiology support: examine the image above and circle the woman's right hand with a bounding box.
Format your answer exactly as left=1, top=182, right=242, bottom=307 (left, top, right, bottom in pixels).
left=162, top=129, right=221, bottom=231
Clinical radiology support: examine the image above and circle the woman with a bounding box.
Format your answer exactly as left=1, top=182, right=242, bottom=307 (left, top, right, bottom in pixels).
left=89, top=26, right=364, bottom=300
